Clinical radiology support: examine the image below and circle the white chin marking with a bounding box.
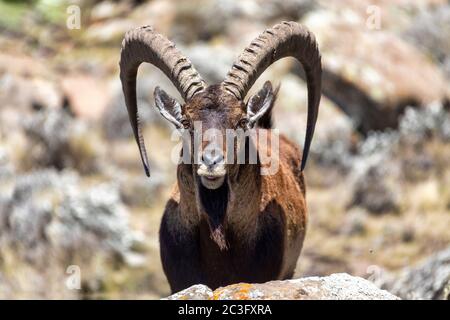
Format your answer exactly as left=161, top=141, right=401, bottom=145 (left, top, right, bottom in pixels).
left=200, top=175, right=225, bottom=189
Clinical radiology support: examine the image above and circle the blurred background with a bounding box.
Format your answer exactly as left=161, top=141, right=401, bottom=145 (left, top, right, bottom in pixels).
left=0, top=0, right=449, bottom=299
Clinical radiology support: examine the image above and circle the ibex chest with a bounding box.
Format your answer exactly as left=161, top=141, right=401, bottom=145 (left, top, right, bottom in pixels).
left=197, top=208, right=287, bottom=289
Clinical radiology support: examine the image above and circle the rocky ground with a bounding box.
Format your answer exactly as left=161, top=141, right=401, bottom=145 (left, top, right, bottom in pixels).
left=0, top=0, right=449, bottom=299
left=165, top=273, right=400, bottom=300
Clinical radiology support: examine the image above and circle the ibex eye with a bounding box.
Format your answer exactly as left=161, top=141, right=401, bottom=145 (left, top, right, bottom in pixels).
left=238, top=118, right=249, bottom=128
left=181, top=119, right=191, bottom=129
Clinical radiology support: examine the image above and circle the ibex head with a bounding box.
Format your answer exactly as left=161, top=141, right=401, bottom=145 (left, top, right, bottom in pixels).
left=120, top=22, right=321, bottom=190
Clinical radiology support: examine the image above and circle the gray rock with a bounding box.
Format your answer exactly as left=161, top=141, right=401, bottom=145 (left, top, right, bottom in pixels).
left=102, top=75, right=175, bottom=140
left=22, top=108, right=101, bottom=173
left=349, top=165, right=400, bottom=214
left=0, top=169, right=140, bottom=265
left=117, top=170, right=166, bottom=207
left=164, top=284, right=213, bottom=300
left=309, top=125, right=354, bottom=172
left=165, top=273, right=399, bottom=300
left=399, top=103, right=450, bottom=143
left=0, top=146, right=13, bottom=179
left=0, top=74, right=63, bottom=114
left=184, top=43, right=234, bottom=83
left=23, top=108, right=73, bottom=169
left=404, top=4, right=450, bottom=79
left=171, top=0, right=315, bottom=43
left=255, top=0, right=316, bottom=21
left=379, top=247, right=450, bottom=300
left=347, top=130, right=401, bottom=214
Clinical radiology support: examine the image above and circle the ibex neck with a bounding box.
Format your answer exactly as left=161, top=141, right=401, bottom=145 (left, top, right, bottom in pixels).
left=226, top=163, right=262, bottom=236
left=176, top=163, right=262, bottom=249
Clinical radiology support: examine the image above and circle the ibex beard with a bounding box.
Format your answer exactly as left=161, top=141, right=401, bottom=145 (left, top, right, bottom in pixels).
left=119, top=21, right=321, bottom=292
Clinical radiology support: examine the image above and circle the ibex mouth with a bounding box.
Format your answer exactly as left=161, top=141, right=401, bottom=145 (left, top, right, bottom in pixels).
left=199, top=175, right=226, bottom=190
left=198, top=171, right=226, bottom=178
left=197, top=162, right=226, bottom=189
left=204, top=175, right=220, bottom=181
left=197, top=163, right=226, bottom=177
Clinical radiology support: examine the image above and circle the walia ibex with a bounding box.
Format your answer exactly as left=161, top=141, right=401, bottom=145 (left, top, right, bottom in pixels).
left=120, top=21, right=322, bottom=292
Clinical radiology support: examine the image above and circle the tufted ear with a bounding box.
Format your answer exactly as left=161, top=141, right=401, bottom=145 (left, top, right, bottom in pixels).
left=245, top=81, right=277, bottom=129
left=154, top=86, right=184, bottom=129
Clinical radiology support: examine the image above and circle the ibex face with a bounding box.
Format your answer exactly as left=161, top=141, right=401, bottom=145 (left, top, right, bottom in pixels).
left=154, top=83, right=277, bottom=189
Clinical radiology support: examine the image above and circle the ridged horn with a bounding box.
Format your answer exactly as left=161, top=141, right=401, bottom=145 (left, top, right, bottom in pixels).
left=222, top=21, right=322, bottom=171
left=120, top=26, right=206, bottom=176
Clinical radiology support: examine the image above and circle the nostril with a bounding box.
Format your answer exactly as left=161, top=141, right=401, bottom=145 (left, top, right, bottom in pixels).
left=202, top=152, right=224, bottom=167
left=214, top=154, right=224, bottom=165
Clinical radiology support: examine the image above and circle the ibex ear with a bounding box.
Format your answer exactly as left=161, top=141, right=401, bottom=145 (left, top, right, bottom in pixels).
left=154, top=86, right=184, bottom=129
left=246, top=81, right=277, bottom=129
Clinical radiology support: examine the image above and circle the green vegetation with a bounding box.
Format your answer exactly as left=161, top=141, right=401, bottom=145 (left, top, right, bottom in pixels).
left=0, top=0, right=29, bottom=29
left=0, top=0, right=67, bottom=31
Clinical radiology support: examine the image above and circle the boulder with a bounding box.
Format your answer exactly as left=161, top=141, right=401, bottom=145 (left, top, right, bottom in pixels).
left=0, top=169, right=144, bottom=299
left=378, top=247, right=450, bottom=300
left=300, top=8, right=449, bottom=134
left=21, top=108, right=103, bottom=174
left=164, top=284, right=213, bottom=300
left=165, top=273, right=399, bottom=300
left=0, top=169, right=141, bottom=265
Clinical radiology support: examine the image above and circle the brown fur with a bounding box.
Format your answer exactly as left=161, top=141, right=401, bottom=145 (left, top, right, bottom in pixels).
left=159, top=85, right=308, bottom=293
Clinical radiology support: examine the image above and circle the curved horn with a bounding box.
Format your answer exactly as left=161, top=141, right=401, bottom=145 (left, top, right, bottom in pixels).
left=120, top=26, right=206, bottom=176
left=222, top=21, right=322, bottom=171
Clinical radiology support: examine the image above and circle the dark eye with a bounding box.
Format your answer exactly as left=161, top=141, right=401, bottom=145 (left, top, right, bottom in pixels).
left=237, top=118, right=249, bottom=129
left=181, top=119, right=191, bottom=129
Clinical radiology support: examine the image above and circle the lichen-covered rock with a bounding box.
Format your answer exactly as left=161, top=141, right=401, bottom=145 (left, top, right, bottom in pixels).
left=165, top=273, right=399, bottom=300
left=164, top=285, right=213, bottom=300
left=378, top=247, right=450, bottom=300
